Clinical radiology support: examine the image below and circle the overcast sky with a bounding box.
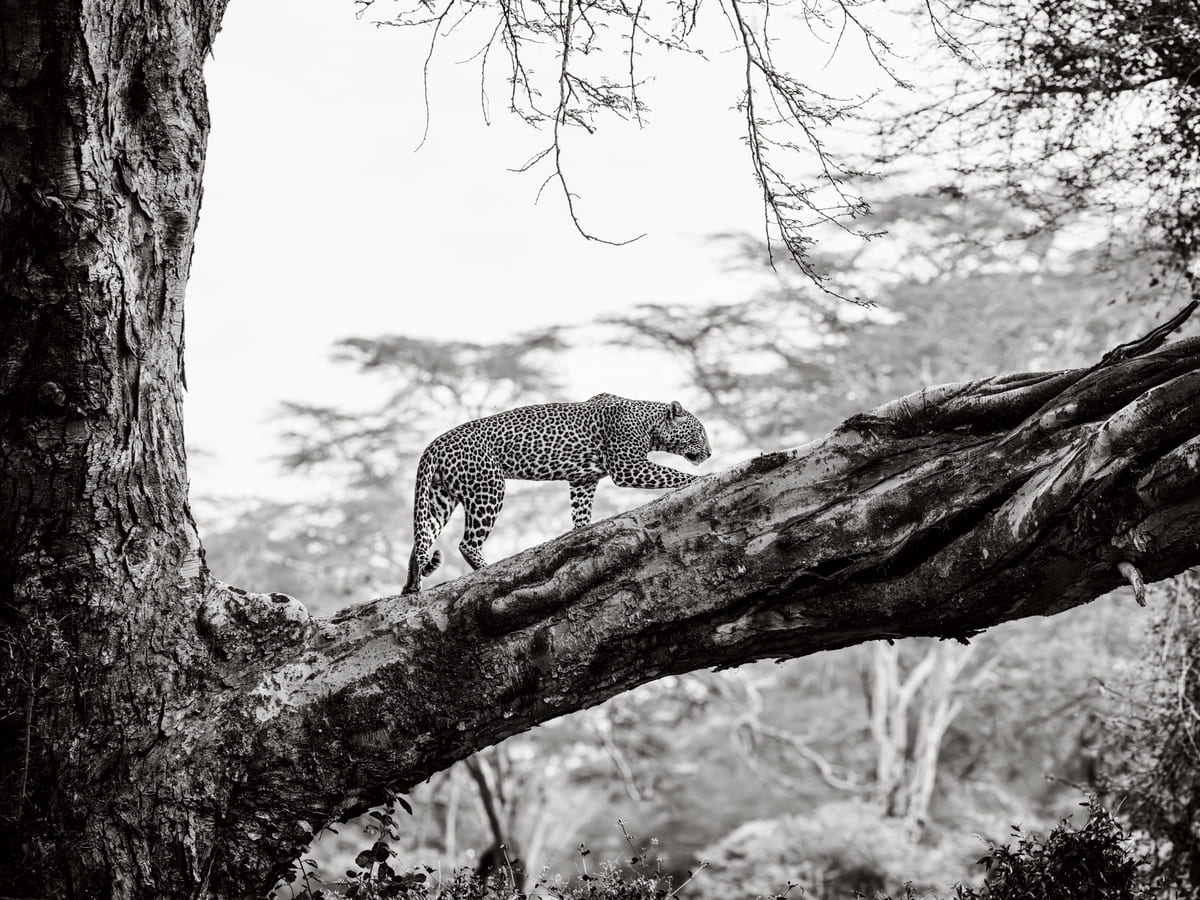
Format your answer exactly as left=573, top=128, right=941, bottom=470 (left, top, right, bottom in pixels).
left=184, top=0, right=917, bottom=501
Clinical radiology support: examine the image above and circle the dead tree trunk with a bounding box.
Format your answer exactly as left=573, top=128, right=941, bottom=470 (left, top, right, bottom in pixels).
left=868, top=640, right=975, bottom=826
left=5, top=2, right=1200, bottom=897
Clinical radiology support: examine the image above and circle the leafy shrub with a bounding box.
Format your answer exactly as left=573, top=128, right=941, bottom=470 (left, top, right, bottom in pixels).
left=1101, top=571, right=1200, bottom=897
left=950, top=805, right=1150, bottom=900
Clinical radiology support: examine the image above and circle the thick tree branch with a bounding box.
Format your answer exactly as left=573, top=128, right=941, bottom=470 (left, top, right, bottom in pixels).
left=196, top=313, right=1200, bottom=890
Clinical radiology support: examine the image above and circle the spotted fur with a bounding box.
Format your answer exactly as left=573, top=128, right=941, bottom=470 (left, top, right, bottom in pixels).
left=402, top=393, right=712, bottom=594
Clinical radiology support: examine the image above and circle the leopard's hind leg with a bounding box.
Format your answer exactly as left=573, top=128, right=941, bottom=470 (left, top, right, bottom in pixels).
left=420, top=486, right=456, bottom=576
left=404, top=457, right=457, bottom=594
left=459, top=471, right=505, bottom=570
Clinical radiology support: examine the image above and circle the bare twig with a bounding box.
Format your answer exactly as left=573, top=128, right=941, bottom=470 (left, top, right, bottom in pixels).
left=366, top=0, right=916, bottom=289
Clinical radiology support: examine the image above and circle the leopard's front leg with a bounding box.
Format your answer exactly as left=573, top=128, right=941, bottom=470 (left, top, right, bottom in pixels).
left=569, top=479, right=599, bottom=528
left=609, top=457, right=697, bottom=490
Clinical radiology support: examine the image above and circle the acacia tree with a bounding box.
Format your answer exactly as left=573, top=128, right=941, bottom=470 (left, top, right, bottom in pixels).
left=896, top=0, right=1200, bottom=280
left=6, top=2, right=1200, bottom=899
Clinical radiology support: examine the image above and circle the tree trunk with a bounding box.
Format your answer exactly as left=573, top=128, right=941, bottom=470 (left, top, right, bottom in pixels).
left=868, top=640, right=974, bottom=825
left=0, top=0, right=229, bottom=895
left=904, top=645, right=968, bottom=828
left=869, top=642, right=933, bottom=815
left=5, top=2, right=1200, bottom=897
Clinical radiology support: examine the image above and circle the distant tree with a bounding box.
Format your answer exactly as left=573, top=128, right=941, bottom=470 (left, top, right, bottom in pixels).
left=607, top=193, right=1177, bottom=448
left=279, top=330, right=566, bottom=484
left=895, top=0, right=1200, bottom=280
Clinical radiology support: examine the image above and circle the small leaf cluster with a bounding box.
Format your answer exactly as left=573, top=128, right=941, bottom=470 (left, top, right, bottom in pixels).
left=949, top=804, right=1150, bottom=900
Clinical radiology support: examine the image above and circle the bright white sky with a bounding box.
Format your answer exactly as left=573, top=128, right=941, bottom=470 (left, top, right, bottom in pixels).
left=185, top=0, right=921, bottom=501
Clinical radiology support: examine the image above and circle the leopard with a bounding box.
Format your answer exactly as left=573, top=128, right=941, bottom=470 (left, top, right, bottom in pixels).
left=401, top=393, right=712, bottom=594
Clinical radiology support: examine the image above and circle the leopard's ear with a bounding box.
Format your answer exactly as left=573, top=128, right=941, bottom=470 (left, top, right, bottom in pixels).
left=669, top=400, right=685, bottom=418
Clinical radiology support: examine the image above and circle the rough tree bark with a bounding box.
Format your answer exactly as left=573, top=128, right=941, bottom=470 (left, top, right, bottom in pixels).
left=0, top=0, right=228, bottom=896
left=4, top=2, right=1200, bottom=898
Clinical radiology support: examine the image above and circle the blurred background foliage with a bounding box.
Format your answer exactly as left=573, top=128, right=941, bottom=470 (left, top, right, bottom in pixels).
left=197, top=189, right=1200, bottom=898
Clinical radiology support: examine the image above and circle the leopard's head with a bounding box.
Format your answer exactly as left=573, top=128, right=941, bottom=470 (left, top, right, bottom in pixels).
left=653, top=401, right=712, bottom=465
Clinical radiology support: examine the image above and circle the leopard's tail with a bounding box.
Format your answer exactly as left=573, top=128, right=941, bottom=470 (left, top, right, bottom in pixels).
left=403, top=451, right=444, bottom=594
